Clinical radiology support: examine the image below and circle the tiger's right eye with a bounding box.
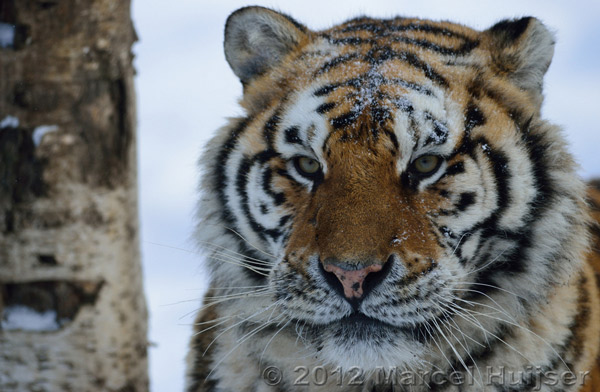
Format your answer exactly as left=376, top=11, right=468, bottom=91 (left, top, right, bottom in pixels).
left=293, top=156, right=321, bottom=178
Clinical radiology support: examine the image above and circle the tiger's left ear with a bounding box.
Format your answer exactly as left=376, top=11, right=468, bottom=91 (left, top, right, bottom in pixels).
left=483, top=17, right=555, bottom=98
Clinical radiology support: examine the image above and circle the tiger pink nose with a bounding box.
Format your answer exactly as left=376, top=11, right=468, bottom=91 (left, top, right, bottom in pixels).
left=323, top=263, right=383, bottom=299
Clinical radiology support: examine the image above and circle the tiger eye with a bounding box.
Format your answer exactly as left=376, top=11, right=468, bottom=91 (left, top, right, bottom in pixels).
left=296, top=156, right=320, bottom=176
left=413, top=155, right=440, bottom=174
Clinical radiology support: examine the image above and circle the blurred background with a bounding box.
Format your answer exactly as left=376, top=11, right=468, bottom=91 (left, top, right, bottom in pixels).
left=130, top=0, right=600, bottom=390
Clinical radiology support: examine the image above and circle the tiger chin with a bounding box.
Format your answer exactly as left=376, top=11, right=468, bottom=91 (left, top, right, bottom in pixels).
left=186, top=6, right=600, bottom=392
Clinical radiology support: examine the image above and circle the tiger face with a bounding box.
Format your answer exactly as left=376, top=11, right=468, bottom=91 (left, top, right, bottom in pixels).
left=189, top=6, right=598, bottom=391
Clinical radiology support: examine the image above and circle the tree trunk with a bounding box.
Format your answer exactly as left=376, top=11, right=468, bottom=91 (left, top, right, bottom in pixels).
left=0, top=1, right=148, bottom=390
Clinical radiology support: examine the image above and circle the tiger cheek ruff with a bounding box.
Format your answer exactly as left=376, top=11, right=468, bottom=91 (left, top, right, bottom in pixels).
left=186, top=7, right=600, bottom=392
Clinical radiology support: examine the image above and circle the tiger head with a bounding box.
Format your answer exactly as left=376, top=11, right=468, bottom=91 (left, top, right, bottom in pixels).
left=197, top=6, right=588, bottom=371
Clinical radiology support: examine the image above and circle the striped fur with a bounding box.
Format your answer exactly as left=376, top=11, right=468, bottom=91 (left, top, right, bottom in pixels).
left=187, top=7, right=600, bottom=391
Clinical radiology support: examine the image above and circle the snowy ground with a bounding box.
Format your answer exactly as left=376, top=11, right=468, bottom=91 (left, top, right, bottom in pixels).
left=131, top=1, right=600, bottom=390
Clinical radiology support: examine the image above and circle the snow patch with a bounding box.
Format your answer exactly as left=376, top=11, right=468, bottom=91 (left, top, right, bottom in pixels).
left=33, top=125, right=59, bottom=146
left=0, top=115, right=19, bottom=128
left=1, top=305, right=61, bottom=331
left=0, top=23, right=15, bottom=48
left=392, top=232, right=409, bottom=244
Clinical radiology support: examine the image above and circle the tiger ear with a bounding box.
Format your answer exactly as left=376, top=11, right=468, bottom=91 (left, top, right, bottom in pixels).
left=224, top=6, right=308, bottom=84
left=483, top=17, right=555, bottom=98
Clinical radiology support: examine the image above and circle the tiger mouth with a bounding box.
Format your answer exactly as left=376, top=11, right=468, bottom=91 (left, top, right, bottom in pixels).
left=329, top=312, right=419, bottom=335
left=337, top=312, right=392, bottom=328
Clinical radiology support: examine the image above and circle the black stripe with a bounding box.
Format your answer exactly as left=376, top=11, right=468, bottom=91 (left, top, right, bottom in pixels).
left=275, top=168, right=305, bottom=192
left=215, top=117, right=251, bottom=228
left=390, top=36, right=479, bottom=56
left=318, top=47, right=448, bottom=87
left=383, top=129, right=399, bottom=152
left=235, top=151, right=284, bottom=243
left=590, top=222, right=600, bottom=242
left=388, top=78, right=434, bottom=95
left=284, top=126, right=302, bottom=145
left=330, top=111, right=361, bottom=129
left=488, top=17, right=533, bottom=42
left=564, top=275, right=591, bottom=367
left=475, top=141, right=512, bottom=239
left=313, top=75, right=433, bottom=100
left=316, top=102, right=336, bottom=114
left=339, top=22, right=385, bottom=34
left=388, top=95, right=415, bottom=113
left=464, top=103, right=486, bottom=136
left=340, top=21, right=476, bottom=41
left=315, top=52, right=361, bottom=75
left=589, top=195, right=600, bottom=213
left=456, top=192, right=476, bottom=212
left=214, top=117, right=269, bottom=282
left=451, top=136, right=521, bottom=278
left=263, top=112, right=281, bottom=148
left=314, top=84, right=340, bottom=97
left=388, top=23, right=474, bottom=40
left=444, top=162, right=465, bottom=177
left=365, top=46, right=450, bottom=86
left=401, top=51, right=449, bottom=87
left=423, top=112, right=449, bottom=146
left=488, top=128, right=555, bottom=279
left=371, top=106, right=392, bottom=127
left=462, top=322, right=516, bottom=367
left=451, top=104, right=486, bottom=161
left=262, top=167, right=286, bottom=206
left=326, top=36, right=371, bottom=45
left=329, top=33, right=477, bottom=57
left=470, top=77, right=531, bottom=132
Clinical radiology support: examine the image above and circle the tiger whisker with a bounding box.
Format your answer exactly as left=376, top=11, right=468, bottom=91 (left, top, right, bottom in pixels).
left=422, top=317, right=458, bottom=376
left=438, top=298, right=492, bottom=347
left=145, top=240, right=273, bottom=267
left=462, top=248, right=509, bottom=277
left=430, top=312, right=480, bottom=387
left=432, top=295, right=486, bottom=349
left=450, top=231, right=471, bottom=257
left=207, top=285, right=270, bottom=291
left=454, top=280, right=526, bottom=301
left=218, top=224, right=277, bottom=258
left=191, top=313, right=238, bottom=327
left=205, top=249, right=273, bottom=267
left=203, top=287, right=273, bottom=300
left=446, top=287, right=516, bottom=322
left=194, top=316, right=236, bottom=335
left=197, top=239, right=275, bottom=264
left=433, top=300, right=485, bottom=385
left=207, top=255, right=270, bottom=276
left=202, top=300, right=284, bottom=356
left=259, top=319, right=292, bottom=365
left=464, top=306, right=573, bottom=373
left=206, top=253, right=272, bottom=270
left=445, top=303, right=536, bottom=365
left=206, top=310, right=286, bottom=381
left=184, top=292, right=274, bottom=320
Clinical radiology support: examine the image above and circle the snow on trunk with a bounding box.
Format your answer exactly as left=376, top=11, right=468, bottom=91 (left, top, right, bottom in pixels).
left=0, top=0, right=148, bottom=390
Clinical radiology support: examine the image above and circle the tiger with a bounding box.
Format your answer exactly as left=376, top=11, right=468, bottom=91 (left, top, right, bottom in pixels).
left=186, top=6, right=600, bottom=392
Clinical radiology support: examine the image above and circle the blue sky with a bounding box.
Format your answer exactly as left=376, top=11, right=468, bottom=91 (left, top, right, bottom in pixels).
left=131, top=1, right=600, bottom=390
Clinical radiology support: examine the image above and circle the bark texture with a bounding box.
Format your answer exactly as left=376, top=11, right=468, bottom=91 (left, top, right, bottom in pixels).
left=0, top=1, right=148, bottom=390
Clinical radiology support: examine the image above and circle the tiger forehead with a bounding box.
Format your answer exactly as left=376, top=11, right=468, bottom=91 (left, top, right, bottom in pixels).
left=272, top=18, right=483, bottom=146
left=299, top=16, right=480, bottom=76
left=322, top=16, right=479, bottom=48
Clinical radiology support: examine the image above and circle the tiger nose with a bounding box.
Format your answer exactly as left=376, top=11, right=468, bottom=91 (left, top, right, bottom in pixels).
left=322, top=258, right=392, bottom=300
